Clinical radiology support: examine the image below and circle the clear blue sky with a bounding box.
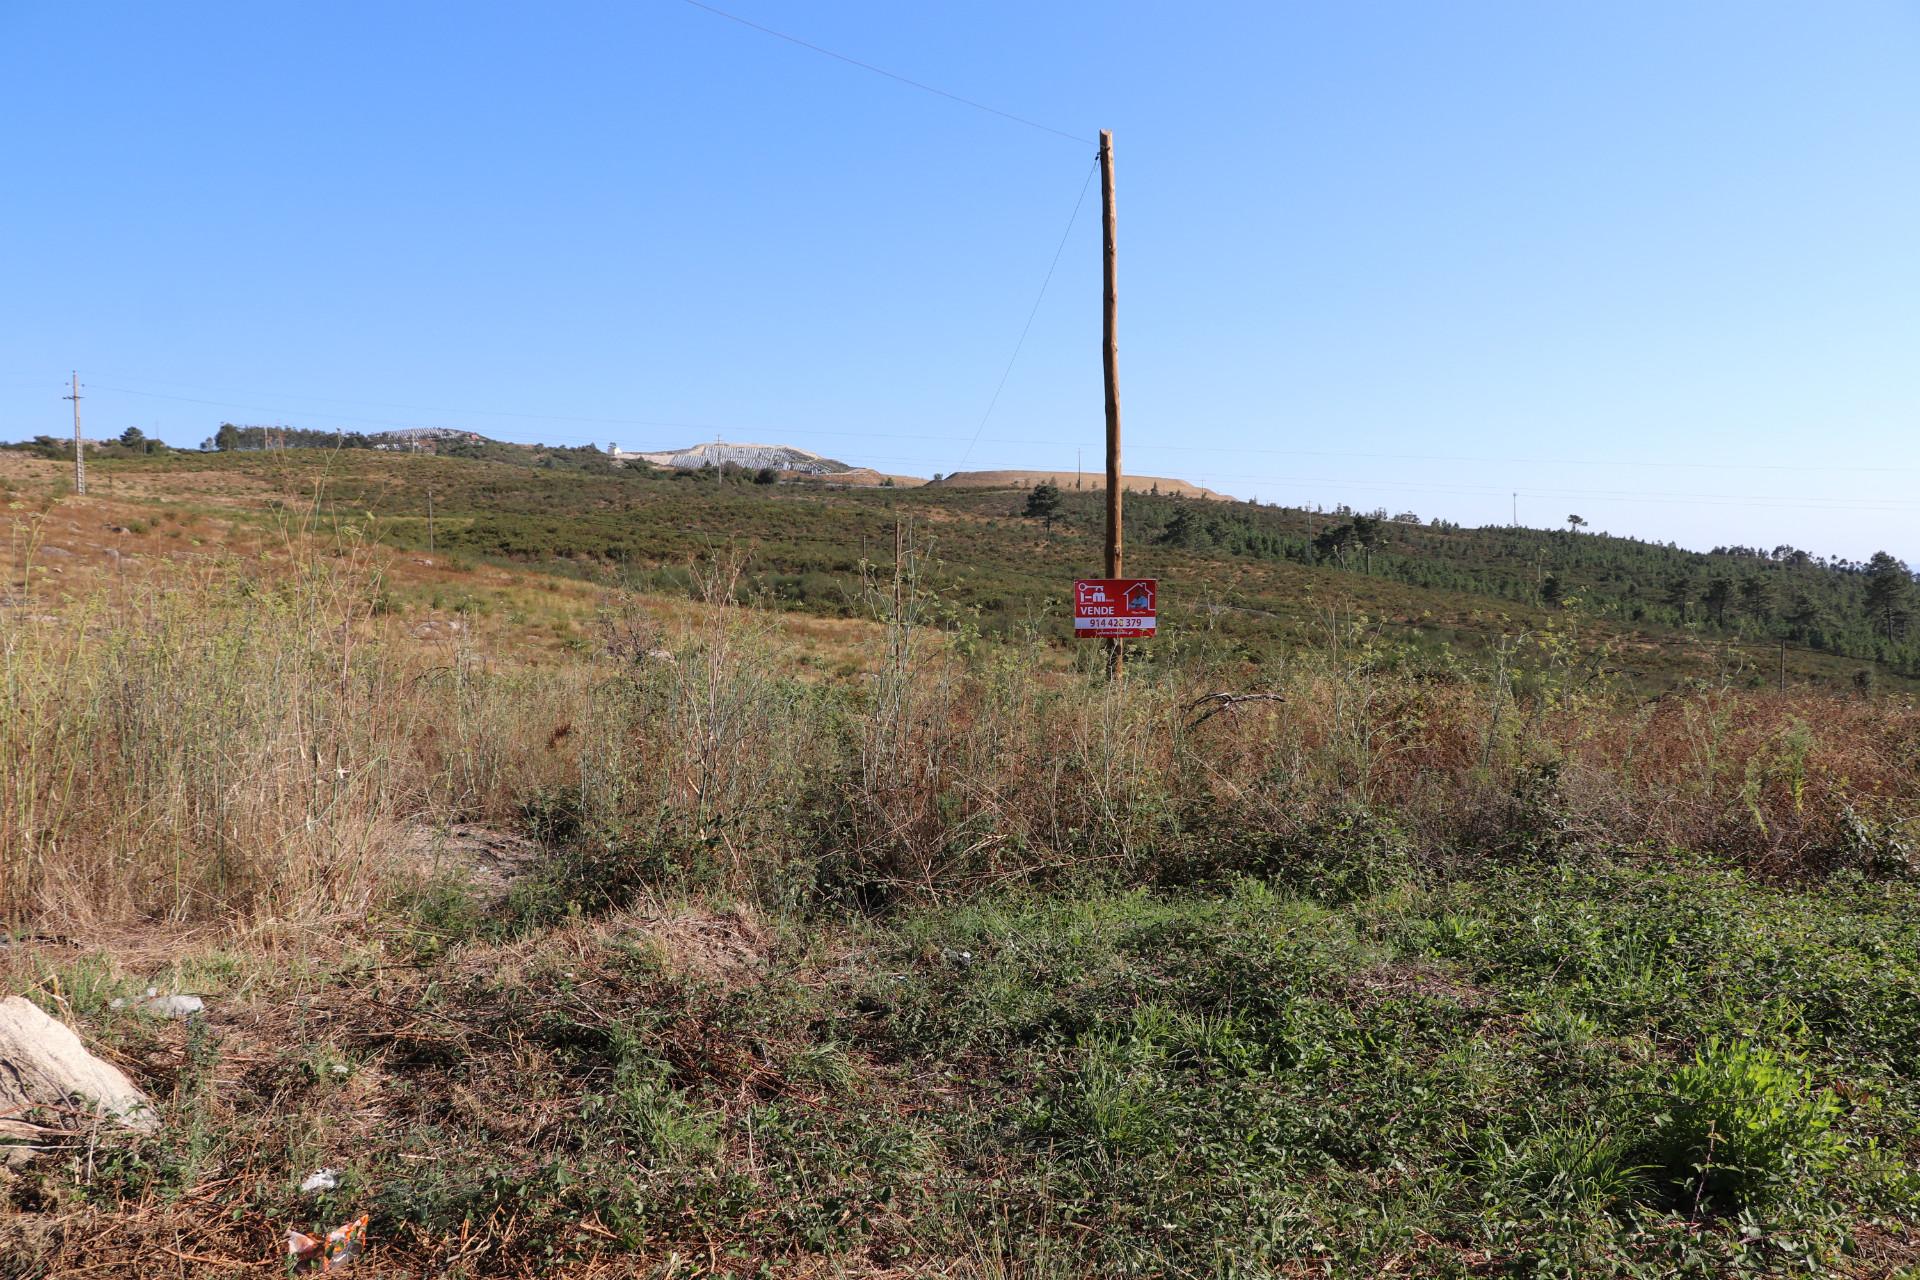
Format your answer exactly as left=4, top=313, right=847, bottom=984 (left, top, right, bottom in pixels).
left=3, top=2, right=1916, bottom=560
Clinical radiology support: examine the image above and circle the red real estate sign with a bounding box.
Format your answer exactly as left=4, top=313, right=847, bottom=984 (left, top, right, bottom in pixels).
left=1074, top=578, right=1157, bottom=639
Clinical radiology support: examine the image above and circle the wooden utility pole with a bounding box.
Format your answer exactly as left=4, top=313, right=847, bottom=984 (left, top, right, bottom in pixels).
left=426, top=486, right=436, bottom=554
left=1099, top=129, right=1124, bottom=680
left=64, top=372, right=85, bottom=495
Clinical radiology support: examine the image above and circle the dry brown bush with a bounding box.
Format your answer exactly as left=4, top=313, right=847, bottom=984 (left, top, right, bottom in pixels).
left=3, top=552, right=1914, bottom=931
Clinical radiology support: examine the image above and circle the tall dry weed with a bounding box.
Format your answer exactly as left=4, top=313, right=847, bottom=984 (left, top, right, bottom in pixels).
left=6, top=543, right=1916, bottom=930
left=1, top=552, right=404, bottom=924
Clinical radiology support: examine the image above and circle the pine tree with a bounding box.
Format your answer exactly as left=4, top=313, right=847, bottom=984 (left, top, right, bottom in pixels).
left=1703, top=578, right=1732, bottom=627
left=1863, top=552, right=1914, bottom=642
left=1665, top=574, right=1692, bottom=620
left=1024, top=481, right=1065, bottom=534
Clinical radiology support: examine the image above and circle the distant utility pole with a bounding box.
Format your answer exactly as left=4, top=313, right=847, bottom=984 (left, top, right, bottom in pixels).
left=64, top=372, right=86, bottom=495
left=1099, top=129, right=1124, bottom=681
left=426, top=486, right=435, bottom=554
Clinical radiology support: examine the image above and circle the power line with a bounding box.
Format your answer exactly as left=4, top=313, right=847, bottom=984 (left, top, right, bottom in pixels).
left=84, top=387, right=530, bottom=439
left=81, top=383, right=938, bottom=467
left=1168, top=470, right=1920, bottom=514
left=676, top=0, right=1088, bottom=145
left=1112, top=441, right=1920, bottom=476
left=86, top=383, right=719, bottom=433
left=71, top=381, right=1920, bottom=513
left=89, top=381, right=623, bottom=422
left=81, top=377, right=1919, bottom=477
left=951, top=155, right=1098, bottom=475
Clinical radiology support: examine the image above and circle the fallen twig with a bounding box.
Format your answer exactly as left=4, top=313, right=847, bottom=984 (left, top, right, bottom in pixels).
left=156, top=1245, right=273, bottom=1269
left=1183, top=690, right=1286, bottom=730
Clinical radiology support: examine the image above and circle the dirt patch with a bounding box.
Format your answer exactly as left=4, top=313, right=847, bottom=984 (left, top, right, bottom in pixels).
left=1347, top=962, right=1492, bottom=1009
left=623, top=904, right=772, bottom=987
left=1842, top=1224, right=1920, bottom=1278
left=400, top=822, right=543, bottom=900
left=929, top=469, right=1227, bottom=499
left=447, top=904, right=777, bottom=1003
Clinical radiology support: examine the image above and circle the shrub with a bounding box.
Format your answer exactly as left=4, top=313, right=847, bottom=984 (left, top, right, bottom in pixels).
left=1641, top=1037, right=1844, bottom=1210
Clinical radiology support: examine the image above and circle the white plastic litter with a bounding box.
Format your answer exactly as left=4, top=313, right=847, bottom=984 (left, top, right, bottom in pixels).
left=301, top=1168, right=342, bottom=1194
left=141, top=994, right=204, bottom=1019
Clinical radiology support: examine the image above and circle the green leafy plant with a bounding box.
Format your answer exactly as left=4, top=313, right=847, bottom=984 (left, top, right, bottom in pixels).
left=1645, top=1037, right=1844, bottom=1210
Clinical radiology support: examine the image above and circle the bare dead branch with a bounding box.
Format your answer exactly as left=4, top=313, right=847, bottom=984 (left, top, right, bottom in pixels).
left=1183, top=691, right=1287, bottom=731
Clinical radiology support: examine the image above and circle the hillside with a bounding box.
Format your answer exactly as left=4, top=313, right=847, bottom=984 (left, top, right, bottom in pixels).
left=929, top=468, right=1225, bottom=499
left=31, top=443, right=1911, bottom=689
left=3, top=443, right=1920, bottom=1274
left=622, top=440, right=856, bottom=474
left=600, top=440, right=921, bottom=488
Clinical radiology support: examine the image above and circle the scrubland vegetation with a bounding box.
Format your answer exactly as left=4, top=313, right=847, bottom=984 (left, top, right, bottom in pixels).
left=2, top=453, right=1918, bottom=1275
left=54, top=443, right=1920, bottom=688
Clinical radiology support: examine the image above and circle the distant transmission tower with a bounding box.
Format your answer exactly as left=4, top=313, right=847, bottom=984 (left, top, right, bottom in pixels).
left=64, top=372, right=85, bottom=494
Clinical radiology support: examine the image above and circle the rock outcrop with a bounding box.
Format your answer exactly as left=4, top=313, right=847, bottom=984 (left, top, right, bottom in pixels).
left=0, top=997, right=155, bottom=1161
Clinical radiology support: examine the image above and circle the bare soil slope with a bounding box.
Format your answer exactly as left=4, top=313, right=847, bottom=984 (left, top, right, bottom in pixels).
left=930, top=469, right=1226, bottom=499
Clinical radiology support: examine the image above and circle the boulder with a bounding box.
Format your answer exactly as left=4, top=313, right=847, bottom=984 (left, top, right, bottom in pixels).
left=0, top=997, right=156, bottom=1162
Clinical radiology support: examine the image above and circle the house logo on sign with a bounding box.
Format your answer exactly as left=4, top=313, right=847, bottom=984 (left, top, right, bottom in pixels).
left=1072, top=578, right=1159, bottom=639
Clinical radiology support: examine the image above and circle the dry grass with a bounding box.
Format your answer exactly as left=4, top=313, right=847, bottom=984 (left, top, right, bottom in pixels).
left=3, top=483, right=1918, bottom=1276
left=2, top=499, right=1915, bottom=936
left=3, top=549, right=403, bottom=925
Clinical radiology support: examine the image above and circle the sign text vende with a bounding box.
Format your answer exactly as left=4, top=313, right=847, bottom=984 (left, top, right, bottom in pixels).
left=1073, top=578, right=1157, bottom=639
